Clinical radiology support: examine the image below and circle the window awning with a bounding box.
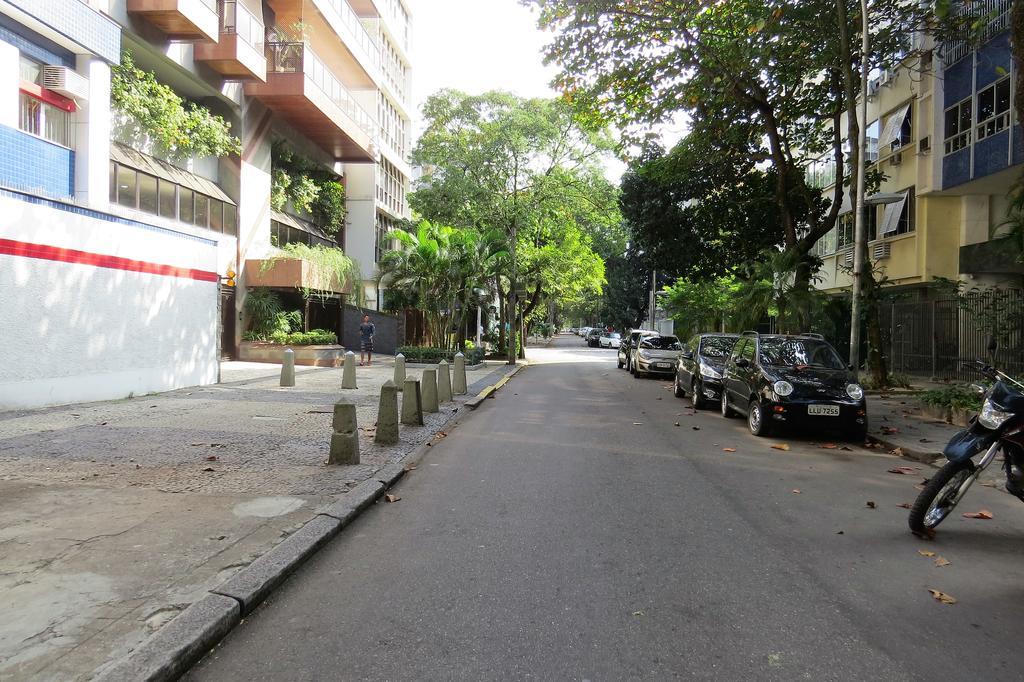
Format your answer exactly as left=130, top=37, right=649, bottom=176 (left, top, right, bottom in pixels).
left=110, top=142, right=234, bottom=205
left=271, top=209, right=331, bottom=242
left=878, top=103, right=911, bottom=148
left=879, top=191, right=909, bottom=235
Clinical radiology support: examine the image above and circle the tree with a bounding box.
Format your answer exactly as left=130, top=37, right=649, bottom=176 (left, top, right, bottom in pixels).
left=411, top=89, right=618, bottom=363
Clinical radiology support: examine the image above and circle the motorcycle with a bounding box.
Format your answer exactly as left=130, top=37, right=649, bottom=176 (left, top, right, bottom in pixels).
left=908, top=361, right=1024, bottom=535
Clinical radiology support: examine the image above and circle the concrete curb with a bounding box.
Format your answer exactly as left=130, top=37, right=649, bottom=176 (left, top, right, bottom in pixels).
left=867, top=434, right=943, bottom=465
left=91, top=399, right=473, bottom=681
left=466, top=363, right=527, bottom=410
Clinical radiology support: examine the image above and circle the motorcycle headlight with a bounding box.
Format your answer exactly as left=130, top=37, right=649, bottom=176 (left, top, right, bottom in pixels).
left=700, top=364, right=722, bottom=379
left=978, top=399, right=1014, bottom=430
left=846, top=383, right=864, bottom=400
left=773, top=380, right=794, bottom=397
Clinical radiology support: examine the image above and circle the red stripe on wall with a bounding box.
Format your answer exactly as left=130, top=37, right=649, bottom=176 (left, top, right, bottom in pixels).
left=0, top=238, right=219, bottom=282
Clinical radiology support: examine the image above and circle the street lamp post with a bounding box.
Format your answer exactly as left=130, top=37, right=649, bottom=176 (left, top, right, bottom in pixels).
left=849, top=0, right=870, bottom=372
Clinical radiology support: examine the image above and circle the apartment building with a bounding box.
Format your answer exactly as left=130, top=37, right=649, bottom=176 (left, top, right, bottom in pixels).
left=0, top=0, right=412, bottom=409
left=810, top=0, right=1020, bottom=299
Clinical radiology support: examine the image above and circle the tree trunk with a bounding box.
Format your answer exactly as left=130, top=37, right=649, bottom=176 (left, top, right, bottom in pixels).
left=497, top=282, right=507, bottom=352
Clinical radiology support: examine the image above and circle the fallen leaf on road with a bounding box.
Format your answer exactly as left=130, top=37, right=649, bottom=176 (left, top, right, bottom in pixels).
left=190, top=443, right=204, bottom=447
left=887, top=466, right=917, bottom=475
left=426, top=442, right=433, bottom=447
left=935, top=556, right=951, bottom=567
left=632, top=610, right=644, bottom=617
left=202, top=466, right=215, bottom=472
left=919, top=438, right=932, bottom=443
left=722, top=447, right=737, bottom=452
left=791, top=489, right=801, bottom=494
left=897, top=502, right=912, bottom=509
left=881, top=426, right=900, bottom=435
left=404, top=464, right=417, bottom=471
left=692, top=426, right=701, bottom=431
left=840, top=446, right=853, bottom=451
left=918, top=549, right=936, bottom=557
left=437, top=432, right=448, bottom=438
left=771, top=443, right=790, bottom=451
left=836, top=530, right=844, bottom=534
left=384, top=494, right=401, bottom=503
left=962, top=509, right=994, bottom=519
left=866, top=501, right=876, bottom=509
left=890, top=448, right=904, bottom=456
left=819, top=443, right=838, bottom=449
left=205, top=455, right=218, bottom=461
left=928, top=589, right=957, bottom=604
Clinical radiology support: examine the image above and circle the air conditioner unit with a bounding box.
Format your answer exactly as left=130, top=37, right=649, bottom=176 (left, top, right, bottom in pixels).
left=41, top=66, right=89, bottom=101
left=890, top=151, right=903, bottom=166
left=867, top=79, right=881, bottom=99
left=879, top=68, right=895, bottom=85
left=872, top=242, right=892, bottom=260
left=918, top=136, right=931, bottom=154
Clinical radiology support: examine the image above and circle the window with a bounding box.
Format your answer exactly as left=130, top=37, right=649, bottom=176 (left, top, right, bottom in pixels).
left=730, top=340, right=747, bottom=363
left=976, top=77, right=1011, bottom=141
left=224, top=204, right=237, bottom=236
left=210, top=199, right=224, bottom=232
left=759, top=337, right=845, bottom=369
left=19, top=56, right=41, bottom=84
left=878, top=188, right=915, bottom=237
left=805, top=157, right=836, bottom=189
left=138, top=173, right=158, bottom=214
left=18, top=93, right=73, bottom=147
left=116, top=165, right=136, bottom=208
left=159, top=179, right=177, bottom=218
left=109, top=161, right=237, bottom=234
left=194, top=193, right=209, bottom=228
left=740, top=339, right=756, bottom=363
left=880, top=103, right=912, bottom=151
left=866, top=119, right=880, bottom=162
left=179, top=187, right=194, bottom=224
left=944, top=98, right=972, bottom=154
left=837, top=213, right=855, bottom=249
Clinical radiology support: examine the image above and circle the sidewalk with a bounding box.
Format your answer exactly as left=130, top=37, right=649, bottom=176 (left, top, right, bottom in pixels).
left=0, top=358, right=509, bottom=681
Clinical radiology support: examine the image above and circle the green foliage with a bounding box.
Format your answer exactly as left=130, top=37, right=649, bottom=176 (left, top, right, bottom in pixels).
left=270, top=141, right=346, bottom=235
left=274, top=310, right=303, bottom=335
left=245, top=328, right=338, bottom=345
left=111, top=50, right=240, bottom=159
left=244, top=287, right=284, bottom=337
left=920, top=386, right=983, bottom=411
left=269, top=242, right=363, bottom=306
left=397, top=346, right=485, bottom=365
left=663, top=277, right=741, bottom=337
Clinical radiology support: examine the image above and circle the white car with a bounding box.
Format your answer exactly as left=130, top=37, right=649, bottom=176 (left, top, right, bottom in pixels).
left=578, top=326, right=591, bottom=337
left=599, top=332, right=621, bottom=348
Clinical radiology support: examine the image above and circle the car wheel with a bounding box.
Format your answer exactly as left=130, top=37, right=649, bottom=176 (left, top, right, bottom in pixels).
left=690, top=379, right=707, bottom=410
left=721, top=391, right=737, bottom=418
left=748, top=399, right=771, bottom=437
left=674, top=376, right=685, bottom=398
left=617, top=357, right=624, bottom=369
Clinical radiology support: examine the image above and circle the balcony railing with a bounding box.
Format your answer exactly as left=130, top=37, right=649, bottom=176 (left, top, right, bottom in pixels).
left=220, top=0, right=263, bottom=51
left=319, top=0, right=379, bottom=70
left=941, top=0, right=1011, bottom=66
left=266, top=42, right=376, bottom=140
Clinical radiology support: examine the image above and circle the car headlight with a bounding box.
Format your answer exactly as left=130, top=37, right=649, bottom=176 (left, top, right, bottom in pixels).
left=846, top=383, right=864, bottom=400
left=978, top=399, right=1014, bottom=429
left=638, top=350, right=650, bottom=359
left=700, top=364, right=722, bottom=379
left=773, top=380, right=794, bottom=397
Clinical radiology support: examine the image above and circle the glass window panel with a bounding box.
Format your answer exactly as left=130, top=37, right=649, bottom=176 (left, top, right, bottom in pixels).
left=159, top=180, right=177, bottom=218
left=224, top=204, right=237, bottom=236
left=978, top=86, right=994, bottom=122
left=210, top=199, right=224, bottom=232
left=194, top=194, right=209, bottom=228
left=43, top=105, right=70, bottom=146
left=959, top=100, right=972, bottom=132
left=109, top=162, right=117, bottom=203
left=116, top=165, right=137, bottom=208
left=138, top=173, right=158, bottom=214
left=997, top=78, right=1011, bottom=114
left=179, top=187, right=194, bottom=224
left=944, top=107, right=958, bottom=137
left=19, top=56, right=41, bottom=84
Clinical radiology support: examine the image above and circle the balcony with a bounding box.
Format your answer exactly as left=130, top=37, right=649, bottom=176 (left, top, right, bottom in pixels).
left=244, top=42, right=377, bottom=161
left=195, top=1, right=267, bottom=80
left=312, top=0, right=380, bottom=76
left=127, top=0, right=219, bottom=41
left=245, top=256, right=353, bottom=294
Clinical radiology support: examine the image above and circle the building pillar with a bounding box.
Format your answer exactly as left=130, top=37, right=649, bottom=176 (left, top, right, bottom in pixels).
left=959, top=195, right=990, bottom=247
left=74, top=55, right=111, bottom=208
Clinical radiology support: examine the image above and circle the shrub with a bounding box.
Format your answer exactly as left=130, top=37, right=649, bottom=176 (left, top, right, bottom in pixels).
left=920, top=385, right=983, bottom=411
left=398, top=346, right=484, bottom=365
left=248, top=329, right=338, bottom=345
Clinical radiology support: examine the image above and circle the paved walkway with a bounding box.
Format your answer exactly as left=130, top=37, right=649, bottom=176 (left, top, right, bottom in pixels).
left=0, top=357, right=509, bottom=681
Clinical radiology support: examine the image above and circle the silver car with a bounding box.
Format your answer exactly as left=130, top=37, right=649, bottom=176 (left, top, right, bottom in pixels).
left=632, top=335, right=683, bottom=378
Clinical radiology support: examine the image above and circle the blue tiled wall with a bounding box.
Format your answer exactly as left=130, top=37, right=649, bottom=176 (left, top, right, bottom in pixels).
left=944, top=58, right=973, bottom=107
left=0, top=125, right=73, bottom=198
left=974, top=131, right=1010, bottom=178
left=1013, top=125, right=1024, bottom=167
left=976, top=33, right=1011, bottom=90
left=0, top=17, right=73, bottom=67
left=943, top=148, right=971, bottom=189
left=5, top=0, right=120, bottom=64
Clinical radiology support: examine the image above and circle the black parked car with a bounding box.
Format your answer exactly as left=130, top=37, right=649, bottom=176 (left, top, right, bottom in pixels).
left=585, top=328, right=604, bottom=347
left=674, top=333, right=739, bottom=408
left=720, top=332, right=867, bottom=440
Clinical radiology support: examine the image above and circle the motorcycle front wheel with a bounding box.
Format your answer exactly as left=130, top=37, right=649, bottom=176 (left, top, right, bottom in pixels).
left=908, top=460, right=976, bottom=534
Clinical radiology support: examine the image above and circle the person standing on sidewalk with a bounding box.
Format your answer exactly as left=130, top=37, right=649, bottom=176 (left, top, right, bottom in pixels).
left=359, top=314, right=375, bottom=366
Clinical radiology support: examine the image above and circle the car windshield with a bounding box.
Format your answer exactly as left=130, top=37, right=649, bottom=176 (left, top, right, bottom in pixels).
left=700, top=336, right=737, bottom=358
left=606, top=333, right=620, bottom=339
left=759, top=337, right=846, bottom=369
left=641, top=336, right=681, bottom=350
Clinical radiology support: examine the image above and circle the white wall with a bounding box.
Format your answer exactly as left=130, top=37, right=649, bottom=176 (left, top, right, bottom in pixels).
left=0, top=192, right=221, bottom=409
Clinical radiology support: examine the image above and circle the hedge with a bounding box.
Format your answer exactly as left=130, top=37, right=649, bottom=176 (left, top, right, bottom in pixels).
left=242, top=328, right=339, bottom=345
left=397, top=346, right=485, bottom=365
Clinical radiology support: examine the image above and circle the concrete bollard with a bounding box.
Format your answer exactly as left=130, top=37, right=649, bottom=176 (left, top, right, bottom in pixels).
left=453, top=352, right=467, bottom=395
left=342, top=350, right=357, bottom=389
left=328, top=400, right=359, bottom=465
left=394, top=353, right=406, bottom=392
left=401, top=378, right=424, bottom=426
left=375, top=380, right=400, bottom=445
left=421, top=368, right=439, bottom=413
left=280, top=347, right=295, bottom=387
left=437, top=359, right=452, bottom=403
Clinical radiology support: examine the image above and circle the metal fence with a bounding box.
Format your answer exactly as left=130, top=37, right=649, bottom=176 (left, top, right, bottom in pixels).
left=879, top=289, right=1024, bottom=381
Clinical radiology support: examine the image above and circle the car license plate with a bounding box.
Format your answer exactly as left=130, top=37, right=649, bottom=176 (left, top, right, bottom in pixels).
left=655, top=362, right=671, bottom=368
left=808, top=404, right=840, bottom=416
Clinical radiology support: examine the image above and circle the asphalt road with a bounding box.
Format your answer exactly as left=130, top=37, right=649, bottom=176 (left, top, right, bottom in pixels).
left=191, top=335, right=1024, bottom=680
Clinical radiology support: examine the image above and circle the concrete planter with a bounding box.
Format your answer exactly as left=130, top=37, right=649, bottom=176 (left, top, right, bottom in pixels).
left=919, top=401, right=952, bottom=423
left=951, top=406, right=979, bottom=427
left=240, top=342, right=346, bottom=367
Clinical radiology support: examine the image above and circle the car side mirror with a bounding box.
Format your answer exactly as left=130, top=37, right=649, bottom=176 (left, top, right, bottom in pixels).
left=735, top=358, right=749, bottom=368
